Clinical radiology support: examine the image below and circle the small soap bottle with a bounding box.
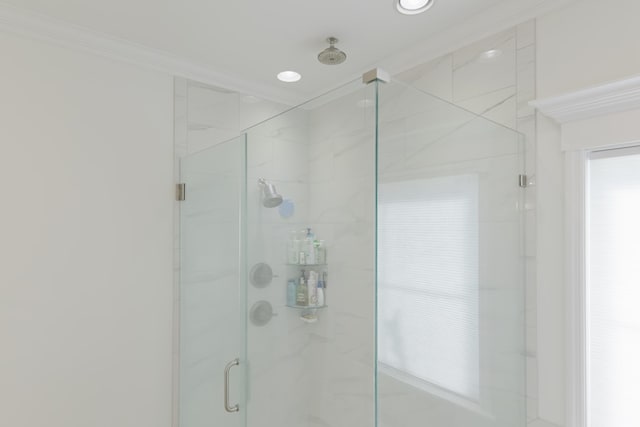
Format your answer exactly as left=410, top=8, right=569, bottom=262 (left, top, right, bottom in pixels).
left=322, top=272, right=327, bottom=291
left=316, top=277, right=325, bottom=307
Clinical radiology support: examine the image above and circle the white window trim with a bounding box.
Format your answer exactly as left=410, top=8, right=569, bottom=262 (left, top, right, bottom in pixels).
left=565, top=143, right=640, bottom=427
left=564, top=149, right=588, bottom=427
left=532, top=75, right=640, bottom=427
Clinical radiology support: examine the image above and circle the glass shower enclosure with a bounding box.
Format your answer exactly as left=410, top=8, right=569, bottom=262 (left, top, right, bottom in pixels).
left=178, top=72, right=525, bottom=427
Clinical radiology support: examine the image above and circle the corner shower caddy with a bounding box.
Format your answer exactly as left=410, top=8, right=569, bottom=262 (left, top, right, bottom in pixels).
left=285, top=263, right=328, bottom=310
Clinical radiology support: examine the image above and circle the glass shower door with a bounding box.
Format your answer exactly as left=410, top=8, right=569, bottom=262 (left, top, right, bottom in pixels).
left=179, top=136, right=246, bottom=427
left=243, top=80, right=378, bottom=427
left=176, top=74, right=526, bottom=427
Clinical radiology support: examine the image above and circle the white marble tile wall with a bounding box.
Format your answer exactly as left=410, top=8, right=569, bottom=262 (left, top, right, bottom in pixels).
left=185, top=82, right=289, bottom=155
left=244, top=108, right=315, bottom=427
left=302, top=46, right=531, bottom=425
left=394, top=19, right=539, bottom=425
left=305, top=83, right=377, bottom=427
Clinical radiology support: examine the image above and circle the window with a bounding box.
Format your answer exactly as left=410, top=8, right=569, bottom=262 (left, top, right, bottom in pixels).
left=378, top=174, right=480, bottom=401
left=586, top=146, right=640, bottom=427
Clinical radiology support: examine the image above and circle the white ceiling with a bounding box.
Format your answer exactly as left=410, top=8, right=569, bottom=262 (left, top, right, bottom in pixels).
left=1, top=0, right=564, bottom=103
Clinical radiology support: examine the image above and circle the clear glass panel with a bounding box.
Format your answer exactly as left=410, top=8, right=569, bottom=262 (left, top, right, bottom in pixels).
left=179, top=135, right=246, bottom=427
left=376, top=79, right=526, bottom=427
left=244, top=79, right=377, bottom=427
left=178, top=73, right=525, bottom=427
left=587, top=146, right=640, bottom=427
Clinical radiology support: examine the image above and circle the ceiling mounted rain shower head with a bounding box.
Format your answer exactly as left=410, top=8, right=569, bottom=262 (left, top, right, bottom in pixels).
left=258, top=179, right=283, bottom=208
left=318, top=37, right=347, bottom=65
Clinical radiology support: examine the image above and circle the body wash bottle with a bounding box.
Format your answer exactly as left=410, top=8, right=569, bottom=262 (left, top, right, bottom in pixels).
left=296, top=270, right=308, bottom=306
left=308, top=270, right=318, bottom=306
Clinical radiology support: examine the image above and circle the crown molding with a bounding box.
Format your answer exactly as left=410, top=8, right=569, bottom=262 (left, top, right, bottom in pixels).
left=531, top=75, right=640, bottom=124
left=0, top=3, right=301, bottom=106
left=0, top=0, right=578, bottom=108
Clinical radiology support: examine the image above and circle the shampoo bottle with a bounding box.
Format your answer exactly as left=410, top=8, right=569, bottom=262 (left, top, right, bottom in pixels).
left=296, top=270, right=308, bottom=306
left=305, top=228, right=316, bottom=264
left=316, top=273, right=325, bottom=306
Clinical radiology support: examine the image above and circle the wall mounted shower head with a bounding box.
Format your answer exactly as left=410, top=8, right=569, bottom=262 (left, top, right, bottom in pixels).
left=258, top=179, right=283, bottom=208
left=318, top=37, right=347, bottom=65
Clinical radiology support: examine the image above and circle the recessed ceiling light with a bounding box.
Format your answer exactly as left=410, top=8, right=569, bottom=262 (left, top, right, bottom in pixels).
left=396, top=0, right=435, bottom=15
left=478, top=49, right=503, bottom=62
left=277, top=71, right=302, bottom=83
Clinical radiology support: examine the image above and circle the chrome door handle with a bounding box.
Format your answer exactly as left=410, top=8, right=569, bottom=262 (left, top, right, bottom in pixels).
left=224, top=358, right=240, bottom=413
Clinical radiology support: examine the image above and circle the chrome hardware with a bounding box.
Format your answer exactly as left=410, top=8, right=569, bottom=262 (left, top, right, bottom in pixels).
left=362, top=68, right=390, bottom=84
left=249, top=262, right=277, bottom=288
left=519, top=174, right=528, bottom=188
left=176, top=183, right=186, bottom=201
left=224, top=358, right=240, bottom=413
left=249, top=300, right=277, bottom=326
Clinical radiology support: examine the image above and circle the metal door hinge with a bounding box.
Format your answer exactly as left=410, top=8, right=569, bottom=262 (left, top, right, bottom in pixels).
left=176, top=183, right=186, bottom=201
left=518, top=174, right=528, bottom=188
left=362, top=68, right=390, bottom=84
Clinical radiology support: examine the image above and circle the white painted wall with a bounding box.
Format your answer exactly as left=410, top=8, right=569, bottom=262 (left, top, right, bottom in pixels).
left=537, top=0, right=640, bottom=99
left=0, top=32, right=174, bottom=427
left=535, top=0, right=640, bottom=425
left=533, top=113, right=565, bottom=426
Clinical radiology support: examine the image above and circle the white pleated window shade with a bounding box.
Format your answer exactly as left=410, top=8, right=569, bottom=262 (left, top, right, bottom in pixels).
left=587, top=148, right=640, bottom=427
left=378, top=174, right=480, bottom=401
